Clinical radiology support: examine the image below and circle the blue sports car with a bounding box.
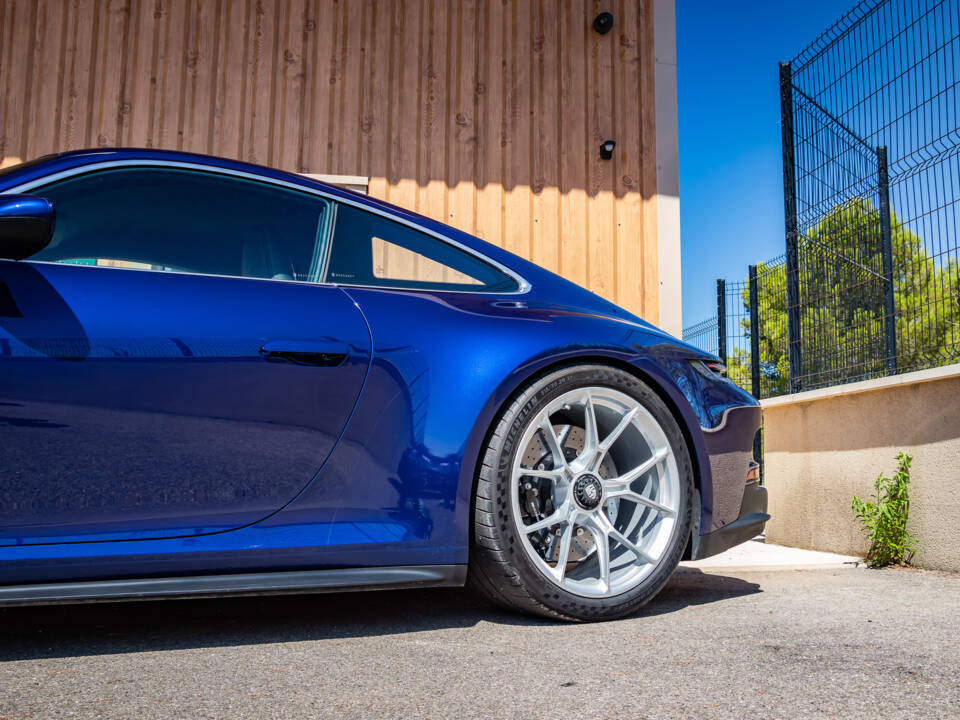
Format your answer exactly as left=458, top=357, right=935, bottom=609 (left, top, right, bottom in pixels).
left=0, top=149, right=767, bottom=621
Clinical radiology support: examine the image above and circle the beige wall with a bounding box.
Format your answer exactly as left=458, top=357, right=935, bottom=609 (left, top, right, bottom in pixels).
left=762, top=364, right=960, bottom=571
left=0, top=0, right=681, bottom=327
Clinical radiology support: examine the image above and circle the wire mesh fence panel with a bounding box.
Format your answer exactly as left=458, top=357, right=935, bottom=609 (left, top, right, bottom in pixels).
left=781, top=0, right=960, bottom=391
left=721, top=280, right=752, bottom=393
left=709, top=256, right=789, bottom=400
left=681, top=316, right=719, bottom=357
left=754, top=257, right=791, bottom=399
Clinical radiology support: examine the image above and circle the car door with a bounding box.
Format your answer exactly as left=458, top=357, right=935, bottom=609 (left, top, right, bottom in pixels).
left=0, top=165, right=370, bottom=544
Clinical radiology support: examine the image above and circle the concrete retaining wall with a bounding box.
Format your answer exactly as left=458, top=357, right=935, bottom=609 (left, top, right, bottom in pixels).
left=761, top=363, right=960, bottom=571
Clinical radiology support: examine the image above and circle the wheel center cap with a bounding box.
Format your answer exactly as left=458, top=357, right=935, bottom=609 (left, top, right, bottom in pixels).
left=573, top=474, right=603, bottom=510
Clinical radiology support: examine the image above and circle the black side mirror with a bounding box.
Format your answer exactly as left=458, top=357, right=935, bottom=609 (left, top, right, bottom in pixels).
left=0, top=195, right=55, bottom=261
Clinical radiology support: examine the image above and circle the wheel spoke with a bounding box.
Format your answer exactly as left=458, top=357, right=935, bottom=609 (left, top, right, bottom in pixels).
left=599, top=406, right=639, bottom=453
left=626, top=491, right=676, bottom=517
left=587, top=522, right=611, bottom=593
left=608, top=446, right=669, bottom=487
left=602, top=446, right=675, bottom=516
left=594, top=512, right=656, bottom=565
left=523, top=506, right=569, bottom=534
left=538, top=415, right=568, bottom=472
left=606, top=484, right=676, bottom=517
left=551, top=521, right=574, bottom=582
left=582, top=392, right=599, bottom=455
left=518, top=468, right=564, bottom=480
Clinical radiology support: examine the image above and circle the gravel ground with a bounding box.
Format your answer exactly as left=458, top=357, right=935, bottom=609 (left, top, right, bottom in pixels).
left=1, top=565, right=958, bottom=719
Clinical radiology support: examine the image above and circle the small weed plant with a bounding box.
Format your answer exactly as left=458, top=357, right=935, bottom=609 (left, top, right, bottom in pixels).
left=851, top=452, right=917, bottom=567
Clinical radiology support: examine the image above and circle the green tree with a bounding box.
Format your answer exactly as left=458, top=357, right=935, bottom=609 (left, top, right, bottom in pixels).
left=727, top=198, right=960, bottom=397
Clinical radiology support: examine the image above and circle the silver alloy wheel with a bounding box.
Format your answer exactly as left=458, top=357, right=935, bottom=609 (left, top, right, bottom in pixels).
left=509, top=386, right=681, bottom=598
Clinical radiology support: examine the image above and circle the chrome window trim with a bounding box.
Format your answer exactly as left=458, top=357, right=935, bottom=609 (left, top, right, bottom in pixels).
left=4, top=159, right=531, bottom=295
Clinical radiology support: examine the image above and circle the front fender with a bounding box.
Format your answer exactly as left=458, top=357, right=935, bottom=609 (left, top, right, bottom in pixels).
left=267, top=288, right=752, bottom=567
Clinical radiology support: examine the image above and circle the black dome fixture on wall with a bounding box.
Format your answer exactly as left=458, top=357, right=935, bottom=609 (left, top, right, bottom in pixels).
left=592, top=12, right=614, bottom=35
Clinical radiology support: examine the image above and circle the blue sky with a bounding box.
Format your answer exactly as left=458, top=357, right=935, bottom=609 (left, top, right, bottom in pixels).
left=677, top=0, right=850, bottom=327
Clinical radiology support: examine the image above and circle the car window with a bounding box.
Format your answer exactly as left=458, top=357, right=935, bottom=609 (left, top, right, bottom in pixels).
left=29, top=167, right=332, bottom=282
left=325, top=203, right=518, bottom=292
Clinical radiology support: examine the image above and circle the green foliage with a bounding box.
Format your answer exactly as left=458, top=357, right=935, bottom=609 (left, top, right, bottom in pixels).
left=726, top=198, right=960, bottom=397
left=851, top=452, right=917, bottom=567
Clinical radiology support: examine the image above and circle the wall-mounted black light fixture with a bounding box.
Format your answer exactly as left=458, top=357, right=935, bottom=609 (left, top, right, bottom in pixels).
left=593, top=12, right=614, bottom=35
left=600, top=140, right=616, bottom=160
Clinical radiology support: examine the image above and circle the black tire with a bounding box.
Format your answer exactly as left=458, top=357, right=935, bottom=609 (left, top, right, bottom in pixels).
left=468, top=364, right=694, bottom=622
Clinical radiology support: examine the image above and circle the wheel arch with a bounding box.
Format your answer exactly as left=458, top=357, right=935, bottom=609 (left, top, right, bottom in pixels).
left=462, top=352, right=709, bottom=562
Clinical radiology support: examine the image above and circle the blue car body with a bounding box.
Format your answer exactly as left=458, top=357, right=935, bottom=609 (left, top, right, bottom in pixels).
left=0, top=149, right=765, bottom=603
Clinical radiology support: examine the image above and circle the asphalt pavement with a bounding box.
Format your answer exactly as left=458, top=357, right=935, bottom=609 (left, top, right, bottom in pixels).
left=1, top=546, right=958, bottom=719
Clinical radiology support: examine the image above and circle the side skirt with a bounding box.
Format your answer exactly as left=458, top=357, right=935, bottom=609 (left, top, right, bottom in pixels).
left=0, top=565, right=468, bottom=606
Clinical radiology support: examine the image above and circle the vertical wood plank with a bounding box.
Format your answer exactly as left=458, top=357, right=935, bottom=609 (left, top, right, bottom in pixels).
left=157, top=0, right=189, bottom=150
left=88, top=0, right=128, bottom=148
left=113, top=0, right=136, bottom=147
left=190, top=0, right=221, bottom=155
left=334, top=0, right=363, bottom=174
left=361, top=0, right=390, bottom=193
left=474, top=0, right=504, bottom=248
left=532, top=0, right=560, bottom=273
left=0, top=0, right=12, bottom=163
left=142, top=0, right=167, bottom=148
left=386, top=0, right=421, bottom=210
left=559, top=0, right=589, bottom=288
left=210, top=0, right=236, bottom=156
left=246, top=0, right=277, bottom=163
left=417, top=0, right=443, bottom=214
left=502, top=0, right=532, bottom=260
left=614, top=0, right=644, bottom=316
left=19, top=0, right=42, bottom=160
left=125, top=0, right=155, bottom=146
left=27, top=0, right=64, bottom=159
left=274, top=0, right=306, bottom=170
left=50, top=0, right=72, bottom=152
left=448, top=0, right=476, bottom=235
left=4, top=0, right=38, bottom=162
left=587, top=0, right=616, bottom=303
left=416, top=0, right=449, bottom=282
left=302, top=0, right=338, bottom=172
left=61, top=0, right=85, bottom=152
left=639, top=0, right=659, bottom=320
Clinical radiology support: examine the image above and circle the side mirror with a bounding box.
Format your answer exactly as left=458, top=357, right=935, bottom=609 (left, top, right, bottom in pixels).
left=0, top=194, right=55, bottom=261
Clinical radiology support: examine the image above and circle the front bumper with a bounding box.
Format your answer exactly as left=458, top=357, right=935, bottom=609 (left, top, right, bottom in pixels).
left=688, top=403, right=769, bottom=560
left=689, top=480, right=769, bottom=560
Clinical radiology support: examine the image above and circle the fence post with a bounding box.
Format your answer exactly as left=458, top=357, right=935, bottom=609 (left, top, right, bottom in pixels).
left=877, top=145, right=898, bottom=375
left=779, top=61, right=802, bottom=393
left=749, top=265, right=761, bottom=399
left=716, top=279, right=727, bottom=364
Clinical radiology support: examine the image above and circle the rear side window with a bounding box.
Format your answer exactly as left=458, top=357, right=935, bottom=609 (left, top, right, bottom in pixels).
left=31, top=167, right=332, bottom=282
left=325, top=203, right=518, bottom=292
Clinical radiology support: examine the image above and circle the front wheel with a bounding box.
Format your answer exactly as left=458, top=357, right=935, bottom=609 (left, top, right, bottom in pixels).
left=469, top=364, right=693, bottom=621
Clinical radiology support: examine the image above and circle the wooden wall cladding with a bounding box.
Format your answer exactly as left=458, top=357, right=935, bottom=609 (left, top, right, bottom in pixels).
left=0, top=0, right=659, bottom=319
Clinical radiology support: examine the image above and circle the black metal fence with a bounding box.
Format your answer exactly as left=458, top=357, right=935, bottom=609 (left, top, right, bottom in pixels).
left=684, top=0, right=960, bottom=398
left=680, top=316, right=718, bottom=359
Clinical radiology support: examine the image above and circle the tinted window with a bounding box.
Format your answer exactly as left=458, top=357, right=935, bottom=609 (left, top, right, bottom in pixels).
left=326, top=203, right=518, bottom=292
left=31, top=168, right=332, bottom=281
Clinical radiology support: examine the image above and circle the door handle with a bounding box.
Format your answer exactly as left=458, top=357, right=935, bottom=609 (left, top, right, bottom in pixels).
left=259, top=340, right=350, bottom=367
